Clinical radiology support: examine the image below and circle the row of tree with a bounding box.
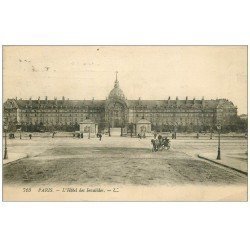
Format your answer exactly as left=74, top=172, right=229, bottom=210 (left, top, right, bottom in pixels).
left=4, top=116, right=248, bottom=133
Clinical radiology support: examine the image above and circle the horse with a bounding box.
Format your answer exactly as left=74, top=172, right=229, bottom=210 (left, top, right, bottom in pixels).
left=151, top=137, right=170, bottom=152
left=151, top=139, right=160, bottom=152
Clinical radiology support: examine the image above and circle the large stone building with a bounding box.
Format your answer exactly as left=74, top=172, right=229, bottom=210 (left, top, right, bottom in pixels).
left=3, top=73, right=238, bottom=135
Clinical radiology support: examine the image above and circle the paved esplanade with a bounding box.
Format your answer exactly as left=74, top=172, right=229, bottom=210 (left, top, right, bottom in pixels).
left=3, top=136, right=247, bottom=186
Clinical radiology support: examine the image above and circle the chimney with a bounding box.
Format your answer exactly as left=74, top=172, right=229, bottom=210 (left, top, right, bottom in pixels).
left=202, top=96, right=205, bottom=107
left=29, top=97, right=32, bottom=106
left=185, top=96, right=188, bottom=104
left=167, top=96, right=171, bottom=104
left=38, top=96, right=40, bottom=105
left=45, top=96, right=48, bottom=105
left=176, top=96, right=179, bottom=107
left=193, top=97, right=195, bottom=104
left=54, top=97, right=57, bottom=106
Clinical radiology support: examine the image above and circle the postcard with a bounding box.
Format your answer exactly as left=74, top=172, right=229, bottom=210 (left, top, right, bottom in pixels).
left=2, top=46, right=247, bottom=201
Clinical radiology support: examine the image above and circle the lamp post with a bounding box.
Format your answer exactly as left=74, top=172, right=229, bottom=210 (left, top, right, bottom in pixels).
left=120, top=123, right=123, bottom=137
left=108, top=122, right=111, bottom=137
left=210, top=125, right=213, bottom=140
left=17, top=123, right=22, bottom=139
left=4, top=124, right=8, bottom=159
left=130, top=122, right=133, bottom=138
left=216, top=124, right=221, bottom=160
left=196, top=119, right=199, bottom=139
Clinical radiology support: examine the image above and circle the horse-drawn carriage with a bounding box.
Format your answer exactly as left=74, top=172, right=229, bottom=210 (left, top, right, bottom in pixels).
left=151, top=135, right=170, bottom=152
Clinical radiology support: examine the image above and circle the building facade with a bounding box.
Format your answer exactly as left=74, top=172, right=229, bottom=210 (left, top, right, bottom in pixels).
left=3, top=74, right=238, bottom=134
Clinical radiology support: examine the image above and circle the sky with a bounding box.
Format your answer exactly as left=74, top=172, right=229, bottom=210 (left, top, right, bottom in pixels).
left=3, top=46, right=247, bottom=114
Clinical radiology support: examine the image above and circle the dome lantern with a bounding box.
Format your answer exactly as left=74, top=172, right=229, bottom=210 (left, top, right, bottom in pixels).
left=108, top=71, right=126, bottom=100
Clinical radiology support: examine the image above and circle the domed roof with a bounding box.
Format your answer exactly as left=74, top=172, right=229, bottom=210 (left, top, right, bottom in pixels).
left=108, top=72, right=126, bottom=100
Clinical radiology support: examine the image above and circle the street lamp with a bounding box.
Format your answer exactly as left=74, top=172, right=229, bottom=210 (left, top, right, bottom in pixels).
left=4, top=124, right=8, bottom=159
left=17, top=123, right=22, bottom=139
left=196, top=119, right=199, bottom=139
left=174, top=124, right=177, bottom=139
left=108, top=122, right=111, bottom=137
left=216, top=124, right=221, bottom=160
left=130, top=122, right=133, bottom=138
left=210, top=125, right=213, bottom=140
left=120, top=123, right=123, bottom=137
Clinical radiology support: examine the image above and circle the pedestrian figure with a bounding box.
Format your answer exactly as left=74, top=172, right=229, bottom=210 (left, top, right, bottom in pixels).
left=158, top=134, right=163, bottom=144
left=154, top=132, right=157, bottom=139
left=99, top=133, right=102, bottom=141
left=196, top=132, right=199, bottom=139
left=29, top=134, right=32, bottom=139
left=172, top=132, right=174, bottom=139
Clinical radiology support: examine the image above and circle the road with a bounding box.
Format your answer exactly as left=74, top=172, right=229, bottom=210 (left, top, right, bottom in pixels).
left=3, top=136, right=247, bottom=186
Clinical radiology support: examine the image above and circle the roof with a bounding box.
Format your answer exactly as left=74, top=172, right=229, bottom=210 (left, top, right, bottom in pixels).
left=137, top=118, right=151, bottom=124
left=127, top=99, right=213, bottom=109
left=4, top=98, right=236, bottom=110
left=79, top=119, right=95, bottom=124
left=108, top=81, right=126, bottom=100
left=127, top=99, right=236, bottom=109
left=5, top=99, right=106, bottom=109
